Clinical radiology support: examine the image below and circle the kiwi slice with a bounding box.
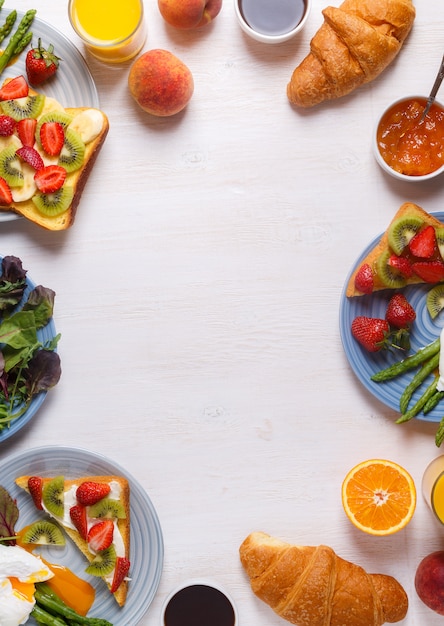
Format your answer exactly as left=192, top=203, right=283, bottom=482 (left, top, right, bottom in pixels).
left=388, top=216, right=423, bottom=255
left=426, top=284, right=444, bottom=319
left=435, top=228, right=444, bottom=260
left=58, top=128, right=85, bottom=173
left=21, top=520, right=65, bottom=545
left=376, top=250, right=406, bottom=289
left=0, top=145, right=23, bottom=187
left=32, top=186, right=74, bottom=217
left=85, top=544, right=117, bottom=577
left=42, top=475, right=65, bottom=517
left=1, top=94, right=45, bottom=121
left=88, top=498, right=126, bottom=520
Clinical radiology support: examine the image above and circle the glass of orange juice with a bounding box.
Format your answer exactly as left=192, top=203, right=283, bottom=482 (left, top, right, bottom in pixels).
left=422, top=456, right=444, bottom=525
left=68, top=0, right=146, bottom=63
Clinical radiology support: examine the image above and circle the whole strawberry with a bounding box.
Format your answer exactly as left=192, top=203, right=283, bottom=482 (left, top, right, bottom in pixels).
left=386, top=294, right=416, bottom=329
left=351, top=316, right=391, bottom=352
left=26, top=39, right=60, bottom=86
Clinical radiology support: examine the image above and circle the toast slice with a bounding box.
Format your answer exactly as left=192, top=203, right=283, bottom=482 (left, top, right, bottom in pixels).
left=346, top=202, right=444, bottom=297
left=0, top=78, right=109, bottom=230
left=15, top=474, right=130, bottom=607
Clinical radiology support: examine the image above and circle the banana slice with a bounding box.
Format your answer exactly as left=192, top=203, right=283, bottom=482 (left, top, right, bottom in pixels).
left=38, top=96, right=65, bottom=118
left=11, top=163, right=37, bottom=202
left=68, top=110, right=104, bottom=144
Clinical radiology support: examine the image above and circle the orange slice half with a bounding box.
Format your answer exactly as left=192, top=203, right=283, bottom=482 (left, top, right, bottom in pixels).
left=341, top=459, right=416, bottom=536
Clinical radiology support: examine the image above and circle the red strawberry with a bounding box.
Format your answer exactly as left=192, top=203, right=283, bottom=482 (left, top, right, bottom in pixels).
left=0, top=177, right=12, bottom=205
left=412, top=260, right=444, bottom=283
left=0, top=115, right=16, bottom=136
left=76, top=481, right=111, bottom=506
left=386, top=294, right=416, bottom=329
left=16, top=145, right=44, bottom=171
left=27, top=476, right=43, bottom=510
left=70, top=504, right=88, bottom=540
left=26, top=39, right=60, bottom=86
left=409, top=225, right=437, bottom=258
left=40, top=121, right=64, bottom=156
left=388, top=255, right=413, bottom=278
left=17, top=118, right=37, bottom=147
left=0, top=75, right=29, bottom=101
left=34, top=165, right=66, bottom=193
left=110, top=556, right=130, bottom=593
left=351, top=316, right=391, bottom=352
left=87, top=519, right=114, bottom=552
left=354, top=263, right=374, bottom=294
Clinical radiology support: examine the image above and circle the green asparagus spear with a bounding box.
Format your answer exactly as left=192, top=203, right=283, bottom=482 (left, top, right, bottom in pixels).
left=399, top=352, right=440, bottom=414
left=13, top=28, right=32, bottom=55
left=31, top=604, right=68, bottom=626
left=435, top=416, right=444, bottom=447
left=0, top=1, right=5, bottom=11
left=35, top=583, right=113, bottom=626
left=0, top=10, right=17, bottom=45
left=371, top=338, right=441, bottom=382
left=397, top=374, right=440, bottom=423
left=424, top=389, right=444, bottom=414
left=0, top=9, right=36, bottom=75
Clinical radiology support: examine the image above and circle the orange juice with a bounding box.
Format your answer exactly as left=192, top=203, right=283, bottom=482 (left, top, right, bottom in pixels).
left=422, top=456, right=444, bottom=524
left=68, top=0, right=146, bottom=63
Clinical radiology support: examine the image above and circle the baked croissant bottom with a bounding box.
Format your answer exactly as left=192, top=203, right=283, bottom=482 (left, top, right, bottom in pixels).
left=239, top=532, right=408, bottom=626
left=287, top=0, right=416, bottom=107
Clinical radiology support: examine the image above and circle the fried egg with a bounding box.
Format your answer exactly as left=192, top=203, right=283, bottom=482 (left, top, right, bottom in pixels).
left=0, top=544, right=53, bottom=626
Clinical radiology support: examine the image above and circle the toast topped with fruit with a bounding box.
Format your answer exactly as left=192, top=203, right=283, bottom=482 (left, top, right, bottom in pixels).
left=15, top=474, right=130, bottom=607
left=346, top=203, right=444, bottom=297
left=0, top=75, right=109, bottom=230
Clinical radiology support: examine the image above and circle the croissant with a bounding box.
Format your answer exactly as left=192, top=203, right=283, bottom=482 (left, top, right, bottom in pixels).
left=239, top=532, right=408, bottom=626
left=287, top=0, right=416, bottom=107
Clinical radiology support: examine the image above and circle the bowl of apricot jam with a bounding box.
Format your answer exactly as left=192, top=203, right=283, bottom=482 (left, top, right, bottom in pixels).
left=374, top=95, right=444, bottom=181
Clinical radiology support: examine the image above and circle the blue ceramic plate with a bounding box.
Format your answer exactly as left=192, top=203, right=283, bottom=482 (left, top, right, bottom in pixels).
left=0, top=10, right=99, bottom=222
left=0, top=446, right=164, bottom=625
left=340, top=212, right=444, bottom=423
left=0, top=257, right=57, bottom=443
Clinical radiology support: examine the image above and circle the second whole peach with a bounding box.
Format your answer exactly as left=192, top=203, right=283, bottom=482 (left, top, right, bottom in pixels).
left=158, top=0, right=222, bottom=29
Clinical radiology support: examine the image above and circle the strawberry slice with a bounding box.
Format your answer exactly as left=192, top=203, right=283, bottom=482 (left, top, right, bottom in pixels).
left=34, top=165, right=66, bottom=193
left=87, top=519, right=114, bottom=552
left=76, top=481, right=111, bottom=506
left=0, top=75, right=29, bottom=101
left=0, top=177, right=12, bottom=205
left=408, top=225, right=437, bottom=258
left=0, top=115, right=16, bottom=136
left=412, top=260, right=444, bottom=283
left=110, top=556, right=130, bottom=593
left=40, top=121, right=64, bottom=156
left=16, top=145, right=44, bottom=171
left=17, top=118, right=37, bottom=147
left=388, top=255, right=413, bottom=278
left=70, top=504, right=88, bottom=540
left=354, top=263, right=374, bottom=294
left=27, top=476, right=43, bottom=510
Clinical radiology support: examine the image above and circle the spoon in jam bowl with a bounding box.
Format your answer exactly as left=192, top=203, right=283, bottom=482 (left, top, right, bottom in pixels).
left=420, top=53, right=444, bottom=123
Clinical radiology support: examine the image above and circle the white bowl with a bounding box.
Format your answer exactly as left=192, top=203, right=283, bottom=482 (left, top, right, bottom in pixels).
left=160, top=579, right=238, bottom=625
left=234, top=0, right=311, bottom=44
left=373, top=95, right=444, bottom=182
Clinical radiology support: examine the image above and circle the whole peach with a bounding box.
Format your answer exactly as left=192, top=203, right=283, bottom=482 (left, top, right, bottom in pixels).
left=415, top=551, right=444, bottom=615
left=158, top=0, right=222, bottom=29
left=128, top=49, right=194, bottom=117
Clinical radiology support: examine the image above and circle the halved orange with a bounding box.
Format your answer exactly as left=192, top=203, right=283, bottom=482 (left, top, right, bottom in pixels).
left=341, top=459, right=416, bottom=536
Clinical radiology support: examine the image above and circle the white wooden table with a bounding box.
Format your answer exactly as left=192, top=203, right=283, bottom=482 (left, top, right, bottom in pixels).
left=1, top=1, right=443, bottom=624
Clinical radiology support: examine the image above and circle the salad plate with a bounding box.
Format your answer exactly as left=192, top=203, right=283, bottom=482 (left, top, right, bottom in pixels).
left=0, top=445, right=164, bottom=625
left=340, top=212, right=444, bottom=423
left=0, top=9, right=99, bottom=223
left=0, top=256, right=58, bottom=443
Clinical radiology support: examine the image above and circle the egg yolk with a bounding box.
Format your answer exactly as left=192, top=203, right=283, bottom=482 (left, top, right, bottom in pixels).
left=8, top=577, right=35, bottom=602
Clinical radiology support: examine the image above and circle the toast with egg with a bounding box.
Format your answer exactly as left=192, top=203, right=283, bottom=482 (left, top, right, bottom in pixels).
left=0, top=77, right=109, bottom=230
left=346, top=203, right=444, bottom=297
left=15, top=474, right=130, bottom=607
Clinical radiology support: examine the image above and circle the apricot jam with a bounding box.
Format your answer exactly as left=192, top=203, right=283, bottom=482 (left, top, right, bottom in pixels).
left=377, top=97, right=444, bottom=176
